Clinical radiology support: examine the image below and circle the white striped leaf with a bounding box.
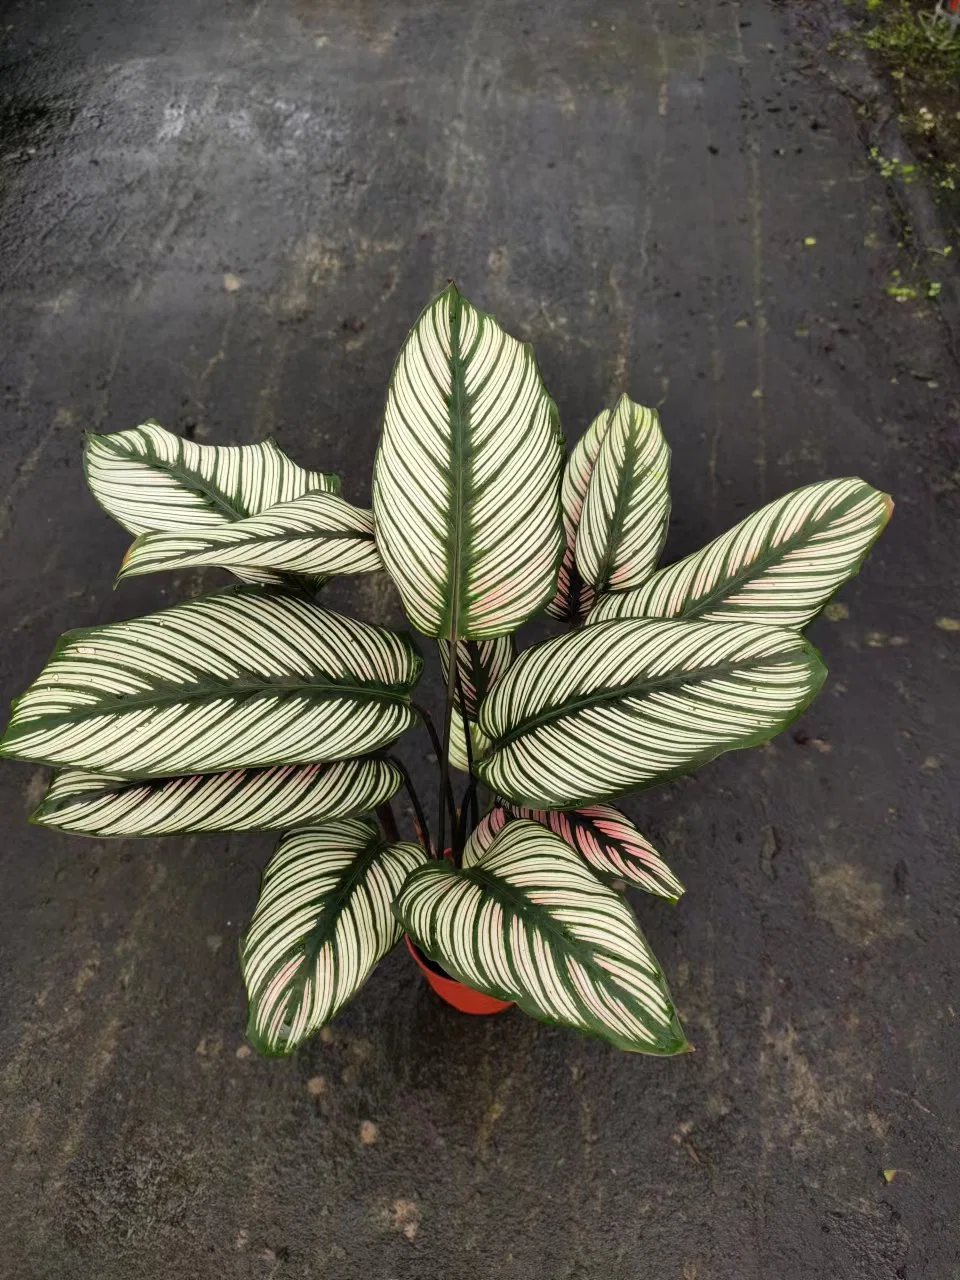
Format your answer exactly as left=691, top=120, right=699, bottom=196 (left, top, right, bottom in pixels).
left=575, top=394, right=671, bottom=596
left=506, top=803, right=684, bottom=900
left=464, top=804, right=683, bottom=899
left=448, top=706, right=492, bottom=774
left=372, top=283, right=564, bottom=640
left=85, top=421, right=339, bottom=589
left=31, top=757, right=402, bottom=837
left=1, top=587, right=422, bottom=777
left=546, top=408, right=610, bottom=620
left=476, top=618, right=826, bottom=808
left=396, top=819, right=688, bottom=1055
left=588, top=477, right=893, bottom=630
left=461, top=805, right=508, bottom=866
left=438, top=635, right=514, bottom=722
left=118, top=490, right=382, bottom=583
left=242, top=820, right=427, bottom=1054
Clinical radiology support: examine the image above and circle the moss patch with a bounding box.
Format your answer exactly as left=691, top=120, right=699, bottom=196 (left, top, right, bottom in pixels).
left=861, top=0, right=960, bottom=235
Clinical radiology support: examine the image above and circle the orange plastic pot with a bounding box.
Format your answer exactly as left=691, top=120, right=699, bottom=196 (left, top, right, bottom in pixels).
left=405, top=936, right=513, bottom=1016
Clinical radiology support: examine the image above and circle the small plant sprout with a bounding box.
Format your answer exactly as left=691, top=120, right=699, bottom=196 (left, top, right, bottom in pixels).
left=1, top=285, right=893, bottom=1057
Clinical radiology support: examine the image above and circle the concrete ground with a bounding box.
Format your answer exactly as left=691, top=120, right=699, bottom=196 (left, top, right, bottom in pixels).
left=1, top=0, right=958, bottom=1276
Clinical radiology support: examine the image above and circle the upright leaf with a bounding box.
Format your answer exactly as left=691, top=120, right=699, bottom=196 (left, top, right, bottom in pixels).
left=546, top=408, right=611, bottom=621
left=396, top=819, right=687, bottom=1055
left=575, top=394, right=670, bottom=596
left=477, top=617, right=826, bottom=808
left=118, top=491, right=382, bottom=583
left=438, top=636, right=514, bottom=722
left=242, top=820, right=427, bottom=1054
left=32, top=757, right=402, bottom=838
left=1, top=587, right=422, bottom=777
left=372, top=283, right=564, bottom=640
left=588, top=477, right=893, bottom=630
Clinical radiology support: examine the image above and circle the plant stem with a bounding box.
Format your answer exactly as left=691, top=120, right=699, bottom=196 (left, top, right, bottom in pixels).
left=390, top=758, right=433, bottom=855
left=454, top=659, right=480, bottom=831
left=411, top=702, right=457, bottom=849
left=455, top=776, right=478, bottom=862
left=437, top=650, right=459, bottom=857
left=376, top=801, right=399, bottom=843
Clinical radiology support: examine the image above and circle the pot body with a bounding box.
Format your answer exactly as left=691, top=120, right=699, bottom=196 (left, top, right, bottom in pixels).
left=405, top=937, right=513, bottom=1015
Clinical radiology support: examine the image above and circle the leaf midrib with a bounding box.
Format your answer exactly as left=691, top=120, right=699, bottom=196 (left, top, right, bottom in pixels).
left=300, top=833, right=389, bottom=972
left=447, top=289, right=469, bottom=642
left=592, top=405, right=637, bottom=594
left=490, top=648, right=802, bottom=747
left=152, top=527, right=371, bottom=547
left=465, top=863, right=667, bottom=1034
left=8, top=676, right=412, bottom=734
left=108, top=435, right=247, bottom=521
left=677, top=487, right=870, bottom=618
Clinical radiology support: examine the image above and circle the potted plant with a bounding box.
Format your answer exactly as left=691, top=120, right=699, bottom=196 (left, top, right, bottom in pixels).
left=1, top=284, right=892, bottom=1057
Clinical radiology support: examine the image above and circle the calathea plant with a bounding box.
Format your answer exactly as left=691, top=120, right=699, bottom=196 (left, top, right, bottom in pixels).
left=1, top=284, right=892, bottom=1057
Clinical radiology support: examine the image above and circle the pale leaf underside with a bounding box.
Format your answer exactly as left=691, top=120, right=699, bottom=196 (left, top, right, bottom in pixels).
left=85, top=421, right=339, bottom=588
left=119, top=490, right=382, bottom=583
left=32, top=757, right=403, bottom=837
left=464, top=804, right=683, bottom=899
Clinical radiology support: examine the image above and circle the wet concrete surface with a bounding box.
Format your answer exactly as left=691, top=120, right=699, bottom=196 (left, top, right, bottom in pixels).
left=1, top=0, right=959, bottom=1276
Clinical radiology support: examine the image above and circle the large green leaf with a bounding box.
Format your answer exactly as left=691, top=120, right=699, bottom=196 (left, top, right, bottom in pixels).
left=118, top=491, right=382, bottom=583
left=438, top=636, right=514, bottom=722
left=575, top=394, right=670, bottom=596
left=589, top=477, right=892, bottom=630
left=372, top=283, right=564, bottom=640
left=546, top=408, right=610, bottom=621
left=396, top=819, right=688, bottom=1055
left=85, top=421, right=339, bottom=588
left=31, top=757, right=402, bottom=837
left=242, top=820, right=427, bottom=1055
left=476, top=618, right=826, bottom=808
left=464, top=804, right=684, bottom=900
left=1, top=587, right=422, bottom=778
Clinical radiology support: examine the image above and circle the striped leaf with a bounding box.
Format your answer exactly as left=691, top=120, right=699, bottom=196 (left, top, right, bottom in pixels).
left=507, top=803, right=684, bottom=900
left=85, top=421, right=339, bottom=588
left=464, top=804, right=683, bottom=899
left=396, top=819, right=688, bottom=1054
left=476, top=618, right=826, bottom=808
left=546, top=409, right=610, bottom=621
left=242, top=820, right=427, bottom=1054
left=588, top=478, right=892, bottom=630
left=575, top=394, right=671, bottom=596
left=438, top=636, right=514, bottom=722
left=31, top=757, right=402, bottom=838
left=118, top=491, right=382, bottom=583
left=448, top=706, right=492, bottom=774
left=461, top=805, right=508, bottom=866
left=1, top=587, right=422, bottom=778
left=372, top=283, right=564, bottom=640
